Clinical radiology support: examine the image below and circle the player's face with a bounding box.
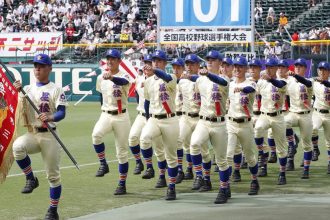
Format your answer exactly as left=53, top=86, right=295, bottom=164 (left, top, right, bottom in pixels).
left=33, top=63, right=51, bottom=83
left=249, top=65, right=261, bottom=79
left=278, top=66, right=289, bottom=78
left=294, top=65, right=306, bottom=76
left=207, top=58, right=221, bottom=73
left=266, top=66, right=278, bottom=77
left=106, top=57, right=121, bottom=73
left=152, top=58, right=167, bottom=70
left=220, top=63, right=233, bottom=78
left=318, top=68, right=330, bottom=80
left=185, top=62, right=199, bottom=74
left=233, top=65, right=247, bottom=79
left=172, top=65, right=184, bottom=78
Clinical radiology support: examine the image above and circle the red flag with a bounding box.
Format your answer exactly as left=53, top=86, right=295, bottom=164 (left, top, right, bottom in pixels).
left=0, top=68, right=18, bottom=183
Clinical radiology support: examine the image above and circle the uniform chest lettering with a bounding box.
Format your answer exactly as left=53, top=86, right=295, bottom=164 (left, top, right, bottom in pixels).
left=211, top=84, right=221, bottom=102
left=159, top=83, right=169, bottom=102
left=39, top=92, right=50, bottom=113
left=271, top=86, right=280, bottom=101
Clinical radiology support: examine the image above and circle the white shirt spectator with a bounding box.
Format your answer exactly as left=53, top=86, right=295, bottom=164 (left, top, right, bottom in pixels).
left=119, top=3, right=129, bottom=15
left=299, top=31, right=309, bottom=40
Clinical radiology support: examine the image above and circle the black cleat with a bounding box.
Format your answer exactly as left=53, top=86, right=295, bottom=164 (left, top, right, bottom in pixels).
left=175, top=170, right=184, bottom=184
left=248, top=180, right=260, bottom=195
left=142, top=167, right=155, bottom=179
left=114, top=185, right=127, bottom=195
left=268, top=153, right=277, bottom=163
left=327, top=164, right=330, bottom=174
left=214, top=165, right=220, bottom=172
left=21, top=177, right=39, bottom=194
left=155, top=178, right=167, bottom=188
left=232, top=170, right=241, bottom=182
left=286, top=160, right=295, bottom=171
left=301, top=170, right=309, bottom=179
left=133, top=161, right=144, bottom=175
left=44, top=208, right=59, bottom=220
left=312, top=148, right=320, bottom=161
left=95, top=163, right=109, bottom=177
left=214, top=188, right=228, bottom=204
left=199, top=179, right=212, bottom=192
left=184, top=168, right=194, bottom=180
left=277, top=174, right=287, bottom=185
left=257, top=166, right=268, bottom=177
left=165, top=187, right=176, bottom=200
left=294, top=134, right=300, bottom=148
left=191, top=176, right=204, bottom=190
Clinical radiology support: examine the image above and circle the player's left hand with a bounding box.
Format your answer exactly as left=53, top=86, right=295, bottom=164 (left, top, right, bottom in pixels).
left=103, top=72, right=113, bottom=80
left=261, top=74, right=271, bottom=81
left=288, top=71, right=295, bottom=76
left=315, top=77, right=323, bottom=82
left=199, top=69, right=208, bottom=76
left=38, top=113, right=53, bottom=122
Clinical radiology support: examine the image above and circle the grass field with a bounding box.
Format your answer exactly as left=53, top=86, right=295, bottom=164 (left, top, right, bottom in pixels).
left=1, top=102, right=330, bottom=220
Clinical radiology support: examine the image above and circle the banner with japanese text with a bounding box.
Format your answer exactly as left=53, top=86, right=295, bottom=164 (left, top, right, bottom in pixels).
left=0, top=68, right=18, bottom=183
left=0, top=32, right=63, bottom=57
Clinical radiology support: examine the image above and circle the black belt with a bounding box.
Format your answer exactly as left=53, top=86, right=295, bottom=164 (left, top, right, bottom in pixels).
left=103, top=109, right=126, bottom=115
left=200, top=116, right=225, bottom=122
left=35, top=127, right=56, bottom=133
left=295, top=110, right=311, bottom=115
left=253, top=111, right=261, bottom=115
left=176, top=111, right=183, bottom=116
left=150, top=113, right=175, bottom=119
left=261, top=111, right=282, bottom=117
left=228, top=117, right=251, bottom=123
left=314, top=108, right=329, bottom=114
left=184, top=112, right=199, bottom=118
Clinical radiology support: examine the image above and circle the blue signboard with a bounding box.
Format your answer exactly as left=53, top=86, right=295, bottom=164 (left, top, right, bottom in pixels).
left=160, top=0, right=251, bottom=28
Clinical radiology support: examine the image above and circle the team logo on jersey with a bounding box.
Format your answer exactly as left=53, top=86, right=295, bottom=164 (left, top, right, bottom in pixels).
left=40, top=92, right=50, bottom=102
left=193, top=92, right=201, bottom=103
left=159, top=83, right=169, bottom=101
left=240, top=96, right=249, bottom=105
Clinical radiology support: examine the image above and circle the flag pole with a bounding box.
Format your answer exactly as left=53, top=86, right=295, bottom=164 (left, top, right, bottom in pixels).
left=156, top=0, right=161, bottom=50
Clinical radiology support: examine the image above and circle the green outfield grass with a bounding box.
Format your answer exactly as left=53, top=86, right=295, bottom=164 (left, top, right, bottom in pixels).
left=1, top=102, right=329, bottom=220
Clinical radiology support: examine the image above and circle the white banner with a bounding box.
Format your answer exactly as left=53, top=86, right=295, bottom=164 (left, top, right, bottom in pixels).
left=0, top=32, right=63, bottom=57
left=224, top=51, right=256, bottom=62
left=160, top=30, right=251, bottom=43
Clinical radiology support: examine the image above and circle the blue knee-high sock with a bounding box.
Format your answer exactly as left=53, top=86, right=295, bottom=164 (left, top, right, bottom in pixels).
left=158, top=160, right=167, bottom=179
left=328, top=151, right=330, bottom=164
left=93, top=143, right=107, bottom=164
left=168, top=167, right=178, bottom=189
left=202, top=161, right=211, bottom=181
left=255, top=137, right=264, bottom=156
left=249, top=164, right=258, bottom=180
left=228, top=166, right=232, bottom=177
left=303, top=151, right=312, bottom=171
left=177, top=149, right=183, bottom=171
left=233, top=153, right=242, bottom=170
left=268, top=138, right=276, bottom=154
left=141, top=148, right=153, bottom=169
left=186, top=154, right=193, bottom=170
left=191, top=154, right=203, bottom=177
left=16, top=156, right=34, bottom=180
left=130, top=145, right=142, bottom=164
left=286, top=128, right=295, bottom=148
left=49, top=185, right=61, bottom=212
left=279, top=157, right=287, bottom=176
left=118, top=162, right=129, bottom=186
left=219, top=168, right=230, bottom=189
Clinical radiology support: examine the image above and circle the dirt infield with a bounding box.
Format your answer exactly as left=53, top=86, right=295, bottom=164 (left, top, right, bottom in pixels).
left=72, top=193, right=330, bottom=220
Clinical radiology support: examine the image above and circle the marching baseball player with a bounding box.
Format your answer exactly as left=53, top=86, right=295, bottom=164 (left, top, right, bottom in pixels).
left=227, top=56, right=260, bottom=195
left=189, top=50, right=231, bottom=204
left=177, top=54, right=211, bottom=185
left=92, top=49, right=131, bottom=195
left=254, top=57, right=288, bottom=185
left=311, top=61, right=330, bottom=173
left=285, top=58, right=313, bottom=178
left=13, top=54, right=67, bottom=220
left=140, top=50, right=179, bottom=200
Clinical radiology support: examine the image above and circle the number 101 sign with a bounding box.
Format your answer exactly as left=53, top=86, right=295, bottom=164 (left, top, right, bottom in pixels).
left=160, top=0, right=251, bottom=28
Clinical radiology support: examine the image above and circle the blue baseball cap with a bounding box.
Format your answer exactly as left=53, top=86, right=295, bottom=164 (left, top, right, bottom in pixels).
left=318, top=61, right=330, bottom=70
left=233, top=56, right=248, bottom=66
left=206, top=50, right=223, bottom=61
left=152, top=50, right=167, bottom=60
left=33, top=54, right=52, bottom=65
left=171, top=58, right=184, bottom=67
left=222, top=57, right=233, bottom=65
left=294, top=58, right=307, bottom=67
left=185, top=54, right=200, bottom=63
left=265, top=58, right=278, bottom=67
left=278, top=59, right=290, bottom=67
left=143, top=54, right=152, bottom=62
left=106, top=49, right=121, bottom=59
left=248, top=59, right=262, bottom=67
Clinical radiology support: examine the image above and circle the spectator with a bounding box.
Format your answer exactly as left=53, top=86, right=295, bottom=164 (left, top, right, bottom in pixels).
left=254, top=2, right=263, bottom=24
left=274, top=41, right=283, bottom=59
left=263, top=43, right=275, bottom=58
left=65, top=23, right=76, bottom=43
left=292, top=30, right=300, bottom=41
left=278, top=12, right=288, bottom=36
left=309, top=0, right=316, bottom=7
left=282, top=41, right=291, bottom=59
left=299, top=30, right=309, bottom=41
left=266, top=7, right=275, bottom=25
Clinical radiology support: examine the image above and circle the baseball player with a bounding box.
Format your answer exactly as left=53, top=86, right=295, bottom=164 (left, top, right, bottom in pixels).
left=188, top=50, right=231, bottom=204
left=285, top=58, right=313, bottom=178
left=140, top=50, right=179, bottom=200
left=177, top=54, right=211, bottom=185
left=311, top=61, right=330, bottom=173
left=227, top=56, right=260, bottom=195
left=92, top=49, right=131, bottom=195
left=254, top=57, right=288, bottom=185
left=13, top=54, right=67, bottom=220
